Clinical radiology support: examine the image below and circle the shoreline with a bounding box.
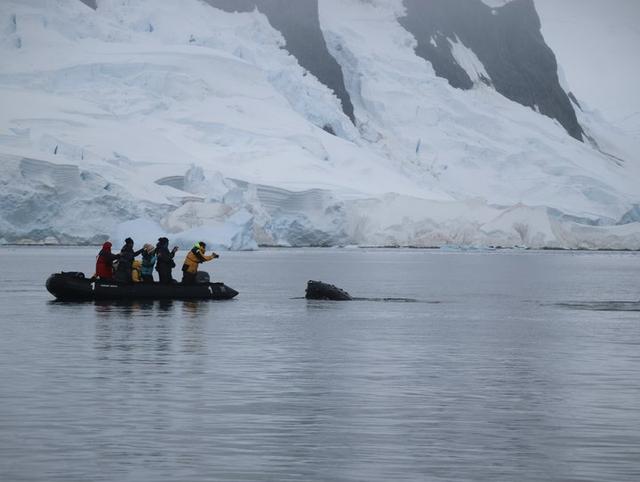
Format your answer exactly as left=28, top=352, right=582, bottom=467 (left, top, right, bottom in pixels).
left=1, top=244, right=639, bottom=253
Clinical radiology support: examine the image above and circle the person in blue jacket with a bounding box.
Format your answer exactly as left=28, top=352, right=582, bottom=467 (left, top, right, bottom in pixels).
left=140, top=243, right=157, bottom=283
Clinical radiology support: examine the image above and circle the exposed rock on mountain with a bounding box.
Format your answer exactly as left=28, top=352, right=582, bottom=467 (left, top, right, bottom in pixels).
left=399, top=0, right=584, bottom=140
left=206, top=0, right=355, bottom=123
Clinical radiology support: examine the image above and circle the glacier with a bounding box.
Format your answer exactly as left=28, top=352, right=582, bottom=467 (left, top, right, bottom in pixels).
left=0, top=0, right=639, bottom=250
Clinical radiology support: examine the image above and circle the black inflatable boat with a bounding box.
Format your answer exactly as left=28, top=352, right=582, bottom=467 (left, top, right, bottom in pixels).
left=46, top=272, right=238, bottom=301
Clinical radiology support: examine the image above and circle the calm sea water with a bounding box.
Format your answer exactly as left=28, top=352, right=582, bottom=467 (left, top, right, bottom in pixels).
left=1, top=246, right=639, bottom=482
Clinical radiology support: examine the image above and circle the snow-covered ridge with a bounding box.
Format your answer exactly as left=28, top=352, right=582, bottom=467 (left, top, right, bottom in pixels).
left=0, top=0, right=638, bottom=249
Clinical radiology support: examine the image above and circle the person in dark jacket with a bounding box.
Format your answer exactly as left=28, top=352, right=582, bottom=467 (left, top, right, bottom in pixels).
left=155, top=237, right=178, bottom=284
left=114, top=237, right=144, bottom=284
left=95, top=241, right=119, bottom=280
left=181, top=241, right=218, bottom=284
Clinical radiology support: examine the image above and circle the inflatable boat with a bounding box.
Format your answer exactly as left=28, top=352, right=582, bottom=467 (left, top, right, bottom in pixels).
left=46, top=272, right=238, bottom=301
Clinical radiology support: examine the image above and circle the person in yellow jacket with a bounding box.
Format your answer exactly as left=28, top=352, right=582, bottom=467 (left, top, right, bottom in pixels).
left=131, top=259, right=143, bottom=283
left=181, top=241, right=218, bottom=284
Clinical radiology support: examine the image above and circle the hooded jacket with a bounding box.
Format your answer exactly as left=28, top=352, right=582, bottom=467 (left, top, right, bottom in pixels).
left=131, top=260, right=142, bottom=283
left=155, top=239, right=176, bottom=270
left=141, top=247, right=157, bottom=276
left=95, top=242, right=119, bottom=279
left=182, top=244, right=216, bottom=274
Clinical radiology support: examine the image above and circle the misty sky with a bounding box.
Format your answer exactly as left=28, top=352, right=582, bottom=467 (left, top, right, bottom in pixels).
left=535, top=0, right=640, bottom=129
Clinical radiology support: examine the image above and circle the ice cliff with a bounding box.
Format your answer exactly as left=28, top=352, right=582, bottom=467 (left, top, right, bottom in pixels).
left=0, top=0, right=638, bottom=249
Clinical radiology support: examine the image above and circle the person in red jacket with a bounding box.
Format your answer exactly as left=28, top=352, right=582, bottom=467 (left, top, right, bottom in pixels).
left=95, top=242, right=120, bottom=280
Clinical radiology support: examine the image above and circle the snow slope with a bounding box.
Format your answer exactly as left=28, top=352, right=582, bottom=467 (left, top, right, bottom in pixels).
left=0, top=0, right=638, bottom=249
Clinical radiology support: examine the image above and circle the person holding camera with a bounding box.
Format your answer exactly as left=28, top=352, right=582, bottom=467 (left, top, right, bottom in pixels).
left=155, top=237, right=179, bottom=284
left=181, top=241, right=219, bottom=285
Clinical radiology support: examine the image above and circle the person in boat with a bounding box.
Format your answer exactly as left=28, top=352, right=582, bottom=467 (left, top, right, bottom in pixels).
left=155, top=237, right=179, bottom=284
left=95, top=241, right=120, bottom=280
left=140, top=243, right=156, bottom=283
left=131, top=260, right=142, bottom=283
left=114, top=237, right=144, bottom=284
left=181, top=241, right=219, bottom=285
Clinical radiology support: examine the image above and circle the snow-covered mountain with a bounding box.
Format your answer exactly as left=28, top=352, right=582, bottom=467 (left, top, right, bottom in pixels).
left=0, top=0, right=638, bottom=249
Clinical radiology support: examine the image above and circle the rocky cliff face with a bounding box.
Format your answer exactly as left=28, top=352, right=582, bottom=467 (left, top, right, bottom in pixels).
left=399, top=0, right=584, bottom=140
left=205, top=0, right=355, bottom=124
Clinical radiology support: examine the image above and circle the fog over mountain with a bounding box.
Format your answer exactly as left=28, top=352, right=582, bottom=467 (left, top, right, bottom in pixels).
left=535, top=0, right=640, bottom=137
left=1, top=0, right=638, bottom=248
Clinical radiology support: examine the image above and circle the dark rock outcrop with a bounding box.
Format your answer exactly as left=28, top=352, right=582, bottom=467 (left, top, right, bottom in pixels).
left=205, top=0, right=355, bottom=124
left=399, top=0, right=584, bottom=141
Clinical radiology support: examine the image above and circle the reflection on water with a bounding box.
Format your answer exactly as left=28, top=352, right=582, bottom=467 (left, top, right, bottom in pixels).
left=558, top=301, right=640, bottom=311
left=93, top=299, right=174, bottom=317
left=92, top=300, right=211, bottom=358
left=2, top=248, right=640, bottom=482
left=182, top=300, right=211, bottom=318
left=304, top=299, right=351, bottom=311
left=88, top=299, right=213, bottom=318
